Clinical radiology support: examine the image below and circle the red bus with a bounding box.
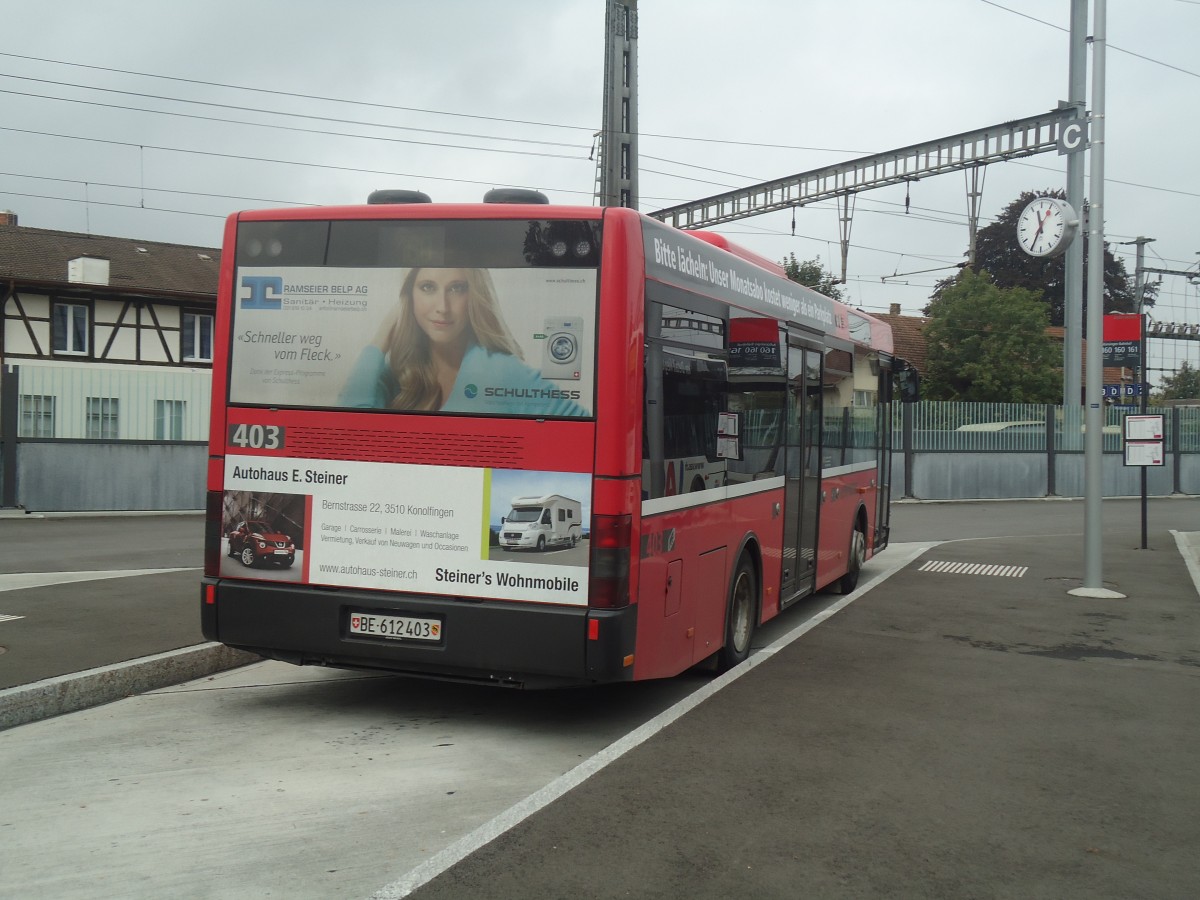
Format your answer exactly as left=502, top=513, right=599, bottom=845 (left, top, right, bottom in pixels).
left=201, top=190, right=915, bottom=687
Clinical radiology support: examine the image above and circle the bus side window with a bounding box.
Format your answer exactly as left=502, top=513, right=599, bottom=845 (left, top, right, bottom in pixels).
left=642, top=302, right=729, bottom=500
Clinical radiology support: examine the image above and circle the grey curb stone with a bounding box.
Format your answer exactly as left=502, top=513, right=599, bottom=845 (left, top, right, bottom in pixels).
left=0, top=643, right=260, bottom=731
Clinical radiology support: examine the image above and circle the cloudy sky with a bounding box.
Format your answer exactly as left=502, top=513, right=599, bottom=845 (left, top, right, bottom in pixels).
left=3, top=0, right=1197, bottom=379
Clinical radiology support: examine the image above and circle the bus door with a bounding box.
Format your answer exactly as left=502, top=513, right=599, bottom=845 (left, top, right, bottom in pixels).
left=780, top=334, right=823, bottom=604
left=874, top=361, right=894, bottom=550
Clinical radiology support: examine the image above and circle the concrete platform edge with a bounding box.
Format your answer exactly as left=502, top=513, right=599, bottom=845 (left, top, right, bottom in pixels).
left=0, top=643, right=260, bottom=731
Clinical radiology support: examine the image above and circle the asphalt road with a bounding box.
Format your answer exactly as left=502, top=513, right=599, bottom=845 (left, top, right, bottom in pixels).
left=0, top=512, right=201, bottom=574
left=0, top=513, right=204, bottom=690
left=890, top=494, right=1199, bottom=542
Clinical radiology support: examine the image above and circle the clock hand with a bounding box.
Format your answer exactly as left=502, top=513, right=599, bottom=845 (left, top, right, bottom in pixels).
left=1031, top=208, right=1051, bottom=243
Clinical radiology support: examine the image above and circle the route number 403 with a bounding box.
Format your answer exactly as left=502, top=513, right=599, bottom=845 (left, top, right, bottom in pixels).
left=228, top=423, right=285, bottom=450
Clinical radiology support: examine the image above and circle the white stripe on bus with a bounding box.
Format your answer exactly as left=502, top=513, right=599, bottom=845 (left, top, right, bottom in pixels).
left=641, top=476, right=784, bottom=517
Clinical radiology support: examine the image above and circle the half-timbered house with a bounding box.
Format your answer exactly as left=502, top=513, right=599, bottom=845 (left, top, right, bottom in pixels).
left=1, top=213, right=219, bottom=510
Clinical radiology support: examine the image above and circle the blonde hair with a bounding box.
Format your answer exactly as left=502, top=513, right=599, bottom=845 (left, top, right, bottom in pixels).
left=387, top=267, right=523, bottom=410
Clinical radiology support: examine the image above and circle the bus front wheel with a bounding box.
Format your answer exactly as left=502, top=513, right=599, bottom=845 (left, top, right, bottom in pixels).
left=717, top=556, right=757, bottom=672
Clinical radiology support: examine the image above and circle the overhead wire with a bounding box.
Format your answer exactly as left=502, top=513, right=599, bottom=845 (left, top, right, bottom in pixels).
left=0, top=87, right=588, bottom=161
left=977, top=0, right=1200, bottom=78
left=0, top=73, right=585, bottom=151
left=0, top=51, right=865, bottom=154
left=1, top=43, right=1195, bottom=220
left=0, top=28, right=1195, bottom=296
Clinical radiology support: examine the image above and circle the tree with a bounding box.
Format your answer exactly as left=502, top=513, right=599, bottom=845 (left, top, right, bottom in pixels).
left=781, top=253, right=844, bottom=300
left=922, top=270, right=1060, bottom=402
left=1153, top=361, right=1200, bottom=403
left=926, top=190, right=1152, bottom=328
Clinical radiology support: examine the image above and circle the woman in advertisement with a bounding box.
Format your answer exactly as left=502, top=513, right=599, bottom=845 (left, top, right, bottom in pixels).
left=339, top=267, right=587, bottom=416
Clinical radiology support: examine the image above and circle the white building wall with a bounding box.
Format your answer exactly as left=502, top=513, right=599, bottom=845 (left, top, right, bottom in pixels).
left=3, top=291, right=50, bottom=355
left=14, top=361, right=211, bottom=441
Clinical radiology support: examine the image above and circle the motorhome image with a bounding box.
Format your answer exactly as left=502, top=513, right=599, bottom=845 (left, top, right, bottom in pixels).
left=498, top=494, right=582, bottom=551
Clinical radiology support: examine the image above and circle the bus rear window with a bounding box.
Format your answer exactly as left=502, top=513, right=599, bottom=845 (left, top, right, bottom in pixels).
left=228, top=219, right=600, bottom=418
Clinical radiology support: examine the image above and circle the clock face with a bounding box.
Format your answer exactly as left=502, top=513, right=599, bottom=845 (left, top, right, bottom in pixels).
left=1017, top=197, right=1077, bottom=258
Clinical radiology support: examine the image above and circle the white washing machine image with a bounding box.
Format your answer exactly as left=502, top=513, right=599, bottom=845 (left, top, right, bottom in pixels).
left=541, top=317, right=583, bottom=380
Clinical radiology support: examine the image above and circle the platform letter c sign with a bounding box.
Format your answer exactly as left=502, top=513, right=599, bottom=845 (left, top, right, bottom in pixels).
left=1058, top=120, right=1087, bottom=156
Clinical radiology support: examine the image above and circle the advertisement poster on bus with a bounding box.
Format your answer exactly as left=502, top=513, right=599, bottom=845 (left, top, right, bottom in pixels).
left=228, top=266, right=597, bottom=416
left=220, top=455, right=591, bottom=605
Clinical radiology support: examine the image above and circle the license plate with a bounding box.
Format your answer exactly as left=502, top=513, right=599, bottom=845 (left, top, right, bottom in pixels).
left=272, top=549, right=289, bottom=555
left=349, top=612, right=441, bottom=643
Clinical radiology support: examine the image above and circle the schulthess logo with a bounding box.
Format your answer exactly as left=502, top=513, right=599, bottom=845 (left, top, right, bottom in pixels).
left=463, top=384, right=479, bottom=400
left=240, top=275, right=284, bottom=310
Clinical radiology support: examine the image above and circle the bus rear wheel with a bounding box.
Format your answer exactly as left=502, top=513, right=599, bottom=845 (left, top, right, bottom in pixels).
left=717, top=556, right=757, bottom=672
left=837, top=527, right=866, bottom=594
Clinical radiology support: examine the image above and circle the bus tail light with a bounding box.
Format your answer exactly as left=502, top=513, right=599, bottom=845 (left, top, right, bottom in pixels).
left=200, top=580, right=219, bottom=641
left=588, top=514, right=631, bottom=609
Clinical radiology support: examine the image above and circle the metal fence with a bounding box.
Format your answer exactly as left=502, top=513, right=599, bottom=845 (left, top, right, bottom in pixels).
left=898, top=401, right=1199, bottom=454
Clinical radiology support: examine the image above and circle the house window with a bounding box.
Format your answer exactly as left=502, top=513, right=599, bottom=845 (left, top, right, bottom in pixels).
left=19, top=395, right=55, bottom=437
left=155, top=399, right=186, bottom=440
left=86, top=397, right=119, bottom=439
left=52, top=303, right=89, bottom=355
left=182, top=312, right=213, bottom=362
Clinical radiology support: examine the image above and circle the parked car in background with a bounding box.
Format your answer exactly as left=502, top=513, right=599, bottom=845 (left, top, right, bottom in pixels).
left=955, top=420, right=1044, bottom=433
left=227, top=520, right=295, bottom=568
left=955, top=420, right=1121, bottom=434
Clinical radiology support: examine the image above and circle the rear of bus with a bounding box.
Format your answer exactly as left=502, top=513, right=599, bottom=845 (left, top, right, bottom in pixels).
left=200, top=200, right=644, bottom=687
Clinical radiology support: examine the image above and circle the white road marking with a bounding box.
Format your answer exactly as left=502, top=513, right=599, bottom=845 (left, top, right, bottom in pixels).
left=0, top=568, right=200, bottom=593
left=1171, top=531, right=1200, bottom=598
left=919, top=560, right=1029, bottom=577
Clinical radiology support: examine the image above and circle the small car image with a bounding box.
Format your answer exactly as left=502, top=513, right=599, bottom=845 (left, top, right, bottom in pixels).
left=227, top=519, right=296, bottom=568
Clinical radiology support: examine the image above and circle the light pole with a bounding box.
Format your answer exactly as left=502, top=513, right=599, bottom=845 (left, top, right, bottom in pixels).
left=1069, top=0, right=1125, bottom=599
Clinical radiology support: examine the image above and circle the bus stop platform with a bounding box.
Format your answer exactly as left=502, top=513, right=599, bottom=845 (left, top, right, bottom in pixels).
left=399, top=528, right=1200, bottom=900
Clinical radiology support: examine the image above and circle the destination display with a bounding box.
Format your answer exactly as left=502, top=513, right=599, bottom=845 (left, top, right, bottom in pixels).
left=642, top=218, right=839, bottom=334
left=1103, top=313, right=1142, bottom=369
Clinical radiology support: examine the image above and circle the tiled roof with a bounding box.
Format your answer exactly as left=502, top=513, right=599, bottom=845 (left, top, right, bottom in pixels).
left=875, top=313, right=929, bottom=374
left=0, top=224, right=219, bottom=297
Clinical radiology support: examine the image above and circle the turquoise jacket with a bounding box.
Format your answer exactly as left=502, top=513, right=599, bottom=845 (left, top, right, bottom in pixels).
left=338, top=345, right=589, bottom=417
